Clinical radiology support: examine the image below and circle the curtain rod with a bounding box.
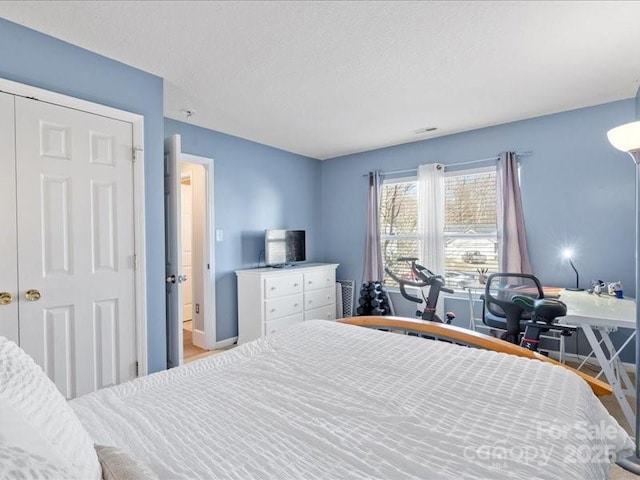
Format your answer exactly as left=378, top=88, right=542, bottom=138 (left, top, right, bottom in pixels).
left=362, top=151, right=532, bottom=177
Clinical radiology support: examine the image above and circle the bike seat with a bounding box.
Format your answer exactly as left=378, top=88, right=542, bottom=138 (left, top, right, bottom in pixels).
left=532, top=298, right=567, bottom=322
left=512, top=295, right=566, bottom=323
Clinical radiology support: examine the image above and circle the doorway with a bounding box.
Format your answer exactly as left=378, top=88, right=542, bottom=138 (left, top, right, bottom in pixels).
left=180, top=162, right=209, bottom=362
left=165, top=134, right=216, bottom=368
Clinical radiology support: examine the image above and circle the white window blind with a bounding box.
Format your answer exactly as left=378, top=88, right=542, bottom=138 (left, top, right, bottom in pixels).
left=379, top=166, right=498, bottom=289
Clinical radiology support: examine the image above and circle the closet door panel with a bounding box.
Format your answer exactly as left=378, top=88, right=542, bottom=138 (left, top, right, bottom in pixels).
left=15, top=97, right=137, bottom=398
left=0, top=93, right=18, bottom=342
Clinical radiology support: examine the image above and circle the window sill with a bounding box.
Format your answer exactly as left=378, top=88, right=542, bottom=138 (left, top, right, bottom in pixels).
left=385, top=288, right=476, bottom=301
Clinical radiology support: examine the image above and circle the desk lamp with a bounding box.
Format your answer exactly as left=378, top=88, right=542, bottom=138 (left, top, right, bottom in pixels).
left=562, top=249, right=584, bottom=291
left=607, top=120, right=640, bottom=474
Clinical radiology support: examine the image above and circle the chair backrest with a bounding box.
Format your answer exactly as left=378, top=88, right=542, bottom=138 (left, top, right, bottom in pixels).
left=483, top=273, right=544, bottom=338
left=485, top=273, right=543, bottom=315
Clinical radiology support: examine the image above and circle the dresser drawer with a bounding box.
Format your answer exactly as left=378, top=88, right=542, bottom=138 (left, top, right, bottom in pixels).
left=304, top=269, right=335, bottom=291
left=265, top=313, right=304, bottom=336
left=265, top=294, right=303, bottom=320
left=304, top=287, right=335, bottom=311
left=264, top=274, right=303, bottom=299
left=304, top=304, right=336, bottom=322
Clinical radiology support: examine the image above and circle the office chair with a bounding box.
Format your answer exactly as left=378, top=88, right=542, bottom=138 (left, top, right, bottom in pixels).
left=482, top=273, right=544, bottom=344
left=482, top=273, right=570, bottom=349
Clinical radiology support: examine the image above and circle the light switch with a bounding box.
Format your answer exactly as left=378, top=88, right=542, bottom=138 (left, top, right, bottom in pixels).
left=216, top=229, right=224, bottom=242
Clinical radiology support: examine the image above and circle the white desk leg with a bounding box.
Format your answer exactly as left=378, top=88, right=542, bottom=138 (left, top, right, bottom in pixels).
left=576, top=346, right=598, bottom=371
left=467, top=289, right=476, bottom=331
left=581, top=325, right=635, bottom=433
left=600, top=331, right=636, bottom=398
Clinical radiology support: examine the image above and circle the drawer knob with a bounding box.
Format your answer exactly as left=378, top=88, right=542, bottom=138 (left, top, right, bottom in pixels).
left=308, top=281, right=312, bottom=284
left=270, top=287, right=276, bottom=291
left=294, top=303, right=299, bottom=307
left=294, top=283, right=299, bottom=287
left=271, top=308, right=276, bottom=313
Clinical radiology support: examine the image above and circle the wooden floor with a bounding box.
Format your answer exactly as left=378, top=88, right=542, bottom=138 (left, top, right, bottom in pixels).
left=182, top=322, right=208, bottom=361
left=183, top=320, right=234, bottom=364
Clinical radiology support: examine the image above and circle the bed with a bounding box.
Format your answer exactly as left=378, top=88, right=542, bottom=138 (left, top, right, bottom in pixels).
left=1, top=319, right=635, bottom=480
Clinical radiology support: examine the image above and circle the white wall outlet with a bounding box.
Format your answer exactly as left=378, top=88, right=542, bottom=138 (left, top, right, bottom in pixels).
left=216, top=229, right=224, bottom=242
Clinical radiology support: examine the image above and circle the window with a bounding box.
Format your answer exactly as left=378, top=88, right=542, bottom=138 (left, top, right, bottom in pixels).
left=380, top=179, right=419, bottom=287
left=379, top=167, right=498, bottom=289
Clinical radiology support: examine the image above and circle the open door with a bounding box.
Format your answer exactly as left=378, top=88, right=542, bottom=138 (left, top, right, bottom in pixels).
left=164, top=134, right=185, bottom=368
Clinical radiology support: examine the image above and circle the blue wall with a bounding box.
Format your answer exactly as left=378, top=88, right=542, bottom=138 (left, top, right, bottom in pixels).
left=164, top=119, right=322, bottom=340
left=0, top=19, right=167, bottom=373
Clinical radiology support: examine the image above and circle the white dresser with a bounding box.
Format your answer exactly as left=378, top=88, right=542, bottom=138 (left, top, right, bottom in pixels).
left=236, top=263, right=339, bottom=344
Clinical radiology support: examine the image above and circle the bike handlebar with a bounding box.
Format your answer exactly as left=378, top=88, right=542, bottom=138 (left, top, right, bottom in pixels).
left=384, top=267, right=430, bottom=288
left=384, top=267, right=424, bottom=304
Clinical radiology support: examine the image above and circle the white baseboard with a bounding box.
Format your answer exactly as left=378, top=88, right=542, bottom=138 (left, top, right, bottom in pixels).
left=214, top=336, right=238, bottom=349
left=192, top=329, right=206, bottom=349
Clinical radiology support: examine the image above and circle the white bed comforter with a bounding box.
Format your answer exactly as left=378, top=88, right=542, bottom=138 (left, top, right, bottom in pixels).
left=71, top=320, right=634, bottom=480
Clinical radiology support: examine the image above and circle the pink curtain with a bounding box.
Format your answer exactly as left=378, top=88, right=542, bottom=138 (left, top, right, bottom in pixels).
left=497, top=152, right=533, bottom=273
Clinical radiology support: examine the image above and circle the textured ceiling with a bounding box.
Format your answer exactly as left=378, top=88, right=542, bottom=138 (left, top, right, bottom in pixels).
left=1, top=1, right=639, bottom=159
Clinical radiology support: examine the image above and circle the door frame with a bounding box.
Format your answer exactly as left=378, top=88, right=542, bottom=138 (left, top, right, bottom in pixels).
left=0, top=77, right=149, bottom=376
left=180, top=153, right=216, bottom=351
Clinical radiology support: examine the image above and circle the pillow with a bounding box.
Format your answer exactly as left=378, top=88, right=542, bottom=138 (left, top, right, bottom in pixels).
left=0, top=445, right=78, bottom=480
left=95, top=446, right=159, bottom=480
left=0, top=336, right=101, bottom=480
left=0, top=399, right=73, bottom=470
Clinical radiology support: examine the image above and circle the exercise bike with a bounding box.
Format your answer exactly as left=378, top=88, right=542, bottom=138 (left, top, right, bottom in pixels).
left=385, top=257, right=456, bottom=324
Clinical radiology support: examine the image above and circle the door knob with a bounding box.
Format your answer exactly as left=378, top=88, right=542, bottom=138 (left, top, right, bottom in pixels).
left=166, top=275, right=188, bottom=284
left=25, top=289, right=41, bottom=302
left=0, top=292, right=13, bottom=305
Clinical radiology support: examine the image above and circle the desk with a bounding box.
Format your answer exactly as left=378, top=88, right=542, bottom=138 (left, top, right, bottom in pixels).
left=559, top=290, right=636, bottom=432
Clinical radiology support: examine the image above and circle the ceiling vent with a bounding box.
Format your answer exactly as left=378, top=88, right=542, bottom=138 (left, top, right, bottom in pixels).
left=414, top=127, right=437, bottom=134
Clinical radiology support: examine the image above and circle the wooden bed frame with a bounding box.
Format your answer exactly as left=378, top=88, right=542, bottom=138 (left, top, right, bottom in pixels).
left=339, top=316, right=612, bottom=397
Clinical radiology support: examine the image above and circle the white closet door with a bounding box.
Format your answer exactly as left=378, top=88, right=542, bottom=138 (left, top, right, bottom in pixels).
left=15, top=97, right=137, bottom=398
left=0, top=93, right=18, bottom=342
